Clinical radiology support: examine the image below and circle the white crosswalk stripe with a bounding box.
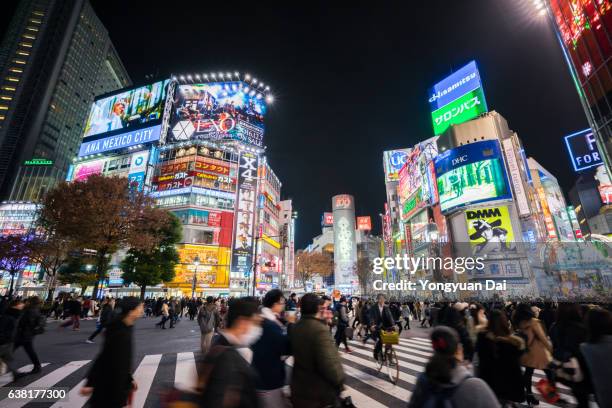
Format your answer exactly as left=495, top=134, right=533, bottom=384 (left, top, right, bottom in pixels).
left=0, top=337, right=594, bottom=408
left=0, top=363, right=50, bottom=387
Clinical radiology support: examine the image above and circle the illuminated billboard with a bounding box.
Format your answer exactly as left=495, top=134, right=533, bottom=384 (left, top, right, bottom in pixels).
left=434, top=140, right=511, bottom=213
left=231, top=152, right=259, bottom=274
left=383, top=149, right=410, bottom=181
left=356, top=216, right=372, bottom=231
left=465, top=206, right=516, bottom=256
left=83, top=80, right=169, bottom=139
left=431, top=87, right=487, bottom=135
left=72, top=158, right=106, bottom=181
left=428, top=60, right=483, bottom=111
left=169, top=82, right=266, bottom=147
left=174, top=244, right=231, bottom=289
left=322, top=212, right=334, bottom=227
left=564, top=128, right=603, bottom=172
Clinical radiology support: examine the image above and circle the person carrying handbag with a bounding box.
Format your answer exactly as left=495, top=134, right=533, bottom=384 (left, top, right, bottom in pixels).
left=512, top=303, right=553, bottom=406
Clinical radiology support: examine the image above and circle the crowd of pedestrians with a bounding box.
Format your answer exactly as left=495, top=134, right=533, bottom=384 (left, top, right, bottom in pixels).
left=0, top=292, right=611, bottom=408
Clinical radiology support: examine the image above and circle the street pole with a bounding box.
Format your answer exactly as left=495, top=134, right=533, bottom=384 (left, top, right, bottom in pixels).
left=192, top=256, right=200, bottom=299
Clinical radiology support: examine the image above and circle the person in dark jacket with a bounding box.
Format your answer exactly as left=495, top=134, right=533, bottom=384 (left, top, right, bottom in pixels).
left=438, top=305, right=475, bottom=361
left=86, top=298, right=115, bottom=343
left=60, top=296, right=81, bottom=330
left=251, top=289, right=292, bottom=407
left=80, top=297, right=143, bottom=408
left=334, top=296, right=351, bottom=353
left=548, top=303, right=590, bottom=408
left=198, top=297, right=262, bottom=408
left=290, top=293, right=345, bottom=408
left=13, top=296, right=43, bottom=376
left=408, top=326, right=500, bottom=408
left=580, top=307, right=612, bottom=408
left=285, top=293, right=297, bottom=311
left=369, top=293, right=396, bottom=360
left=0, top=299, right=24, bottom=380
left=475, top=309, right=525, bottom=404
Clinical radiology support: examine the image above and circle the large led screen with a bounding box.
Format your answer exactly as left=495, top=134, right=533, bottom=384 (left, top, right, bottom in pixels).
left=434, top=140, right=511, bottom=213
left=83, top=80, right=170, bottom=139
left=169, top=82, right=266, bottom=147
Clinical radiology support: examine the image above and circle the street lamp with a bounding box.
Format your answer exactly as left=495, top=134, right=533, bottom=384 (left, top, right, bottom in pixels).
left=192, top=255, right=200, bottom=299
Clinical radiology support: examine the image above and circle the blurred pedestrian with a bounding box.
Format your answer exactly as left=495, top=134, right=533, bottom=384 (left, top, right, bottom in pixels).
left=408, top=326, right=500, bottom=408
left=80, top=297, right=143, bottom=408
left=197, top=297, right=261, bottom=408
left=251, top=289, right=292, bottom=407
left=580, top=307, right=612, bottom=408
left=86, top=298, right=115, bottom=343
left=197, top=296, right=220, bottom=355
left=334, top=296, right=351, bottom=352
left=290, top=293, right=344, bottom=408
left=0, top=299, right=25, bottom=380
left=13, top=296, right=44, bottom=376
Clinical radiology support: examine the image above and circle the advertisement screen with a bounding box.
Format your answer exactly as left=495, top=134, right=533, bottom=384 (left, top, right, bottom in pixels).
left=465, top=205, right=516, bottom=256
left=564, top=128, right=603, bottom=172
left=231, top=152, right=258, bottom=274
left=431, top=87, right=487, bottom=135
left=383, top=149, right=410, bottom=181
left=73, top=158, right=106, bottom=181
left=428, top=60, right=483, bottom=111
left=83, top=80, right=169, bottom=139
left=435, top=140, right=511, bottom=213
left=174, top=245, right=230, bottom=289
left=322, top=212, right=334, bottom=227
left=170, top=82, right=266, bottom=147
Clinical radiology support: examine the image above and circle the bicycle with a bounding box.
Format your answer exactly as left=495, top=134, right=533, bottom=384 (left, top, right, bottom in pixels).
left=374, top=329, right=400, bottom=384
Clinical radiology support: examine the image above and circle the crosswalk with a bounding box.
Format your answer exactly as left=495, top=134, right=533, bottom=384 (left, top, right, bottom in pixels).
left=0, top=335, right=590, bottom=408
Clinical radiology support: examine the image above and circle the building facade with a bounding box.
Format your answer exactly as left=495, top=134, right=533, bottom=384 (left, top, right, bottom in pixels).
left=547, top=0, right=612, bottom=174
left=0, top=0, right=130, bottom=202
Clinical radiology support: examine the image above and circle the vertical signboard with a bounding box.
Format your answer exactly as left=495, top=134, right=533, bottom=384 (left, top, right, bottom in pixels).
left=502, top=138, right=530, bottom=217
left=333, top=194, right=358, bottom=290
left=356, top=216, right=372, bottom=231
left=383, top=149, right=410, bottom=181
left=127, top=150, right=150, bottom=192
left=231, top=152, right=258, bottom=275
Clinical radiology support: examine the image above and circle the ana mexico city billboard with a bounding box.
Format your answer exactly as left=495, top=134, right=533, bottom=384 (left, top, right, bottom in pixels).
left=79, top=80, right=170, bottom=156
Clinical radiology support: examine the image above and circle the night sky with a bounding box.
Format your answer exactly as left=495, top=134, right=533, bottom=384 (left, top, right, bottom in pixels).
left=4, top=1, right=590, bottom=249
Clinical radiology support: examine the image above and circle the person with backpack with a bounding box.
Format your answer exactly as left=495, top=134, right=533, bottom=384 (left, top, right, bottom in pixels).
left=0, top=299, right=25, bottom=380
left=408, top=326, right=501, bottom=408
left=251, top=289, right=292, bottom=407
left=197, top=297, right=262, bottom=408
left=198, top=296, right=221, bottom=355
left=12, top=296, right=44, bottom=377
left=86, top=298, right=115, bottom=343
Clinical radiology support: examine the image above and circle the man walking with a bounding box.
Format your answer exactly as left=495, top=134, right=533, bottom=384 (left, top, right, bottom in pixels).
left=197, top=296, right=220, bottom=354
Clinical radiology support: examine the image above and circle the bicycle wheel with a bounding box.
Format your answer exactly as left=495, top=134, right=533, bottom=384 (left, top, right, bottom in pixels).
left=385, top=349, right=400, bottom=384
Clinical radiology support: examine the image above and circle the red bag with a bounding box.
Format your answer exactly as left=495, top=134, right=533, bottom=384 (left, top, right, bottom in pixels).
left=535, top=378, right=560, bottom=404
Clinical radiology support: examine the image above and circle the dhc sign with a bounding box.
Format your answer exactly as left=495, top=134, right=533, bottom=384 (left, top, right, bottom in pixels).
left=78, top=125, right=161, bottom=157
left=564, top=128, right=603, bottom=172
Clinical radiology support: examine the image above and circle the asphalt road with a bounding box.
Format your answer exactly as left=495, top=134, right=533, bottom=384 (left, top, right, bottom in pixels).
left=12, top=315, right=202, bottom=367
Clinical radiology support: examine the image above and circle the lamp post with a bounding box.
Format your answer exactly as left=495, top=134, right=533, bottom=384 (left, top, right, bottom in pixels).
left=192, top=255, right=200, bottom=299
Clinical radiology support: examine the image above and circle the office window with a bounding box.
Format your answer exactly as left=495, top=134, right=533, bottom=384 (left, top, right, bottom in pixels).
left=16, top=51, right=29, bottom=56
left=23, top=35, right=36, bottom=40
left=1, top=87, right=15, bottom=91
left=0, top=96, right=12, bottom=101
left=12, top=60, right=26, bottom=65
left=9, top=68, right=22, bottom=73
left=19, top=43, right=32, bottom=48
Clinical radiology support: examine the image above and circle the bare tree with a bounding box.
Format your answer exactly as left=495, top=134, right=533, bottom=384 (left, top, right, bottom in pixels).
left=355, top=256, right=373, bottom=296
left=294, top=251, right=333, bottom=287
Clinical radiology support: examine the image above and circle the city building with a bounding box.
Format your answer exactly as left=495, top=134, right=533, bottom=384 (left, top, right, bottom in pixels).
left=546, top=0, right=612, bottom=174
left=527, top=157, right=578, bottom=241
left=0, top=0, right=131, bottom=202
left=62, top=73, right=288, bottom=298
left=301, top=197, right=381, bottom=294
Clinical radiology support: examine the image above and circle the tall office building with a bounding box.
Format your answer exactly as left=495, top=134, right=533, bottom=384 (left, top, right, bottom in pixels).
left=0, top=0, right=130, bottom=202
left=546, top=1, right=612, bottom=174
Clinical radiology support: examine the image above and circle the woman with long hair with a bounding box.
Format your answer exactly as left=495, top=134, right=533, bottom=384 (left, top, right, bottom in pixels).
left=476, top=309, right=525, bottom=406
left=408, top=326, right=500, bottom=408
left=512, top=303, right=552, bottom=406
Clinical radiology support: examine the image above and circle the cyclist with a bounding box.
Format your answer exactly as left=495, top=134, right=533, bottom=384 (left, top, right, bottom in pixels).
left=368, top=294, right=397, bottom=360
